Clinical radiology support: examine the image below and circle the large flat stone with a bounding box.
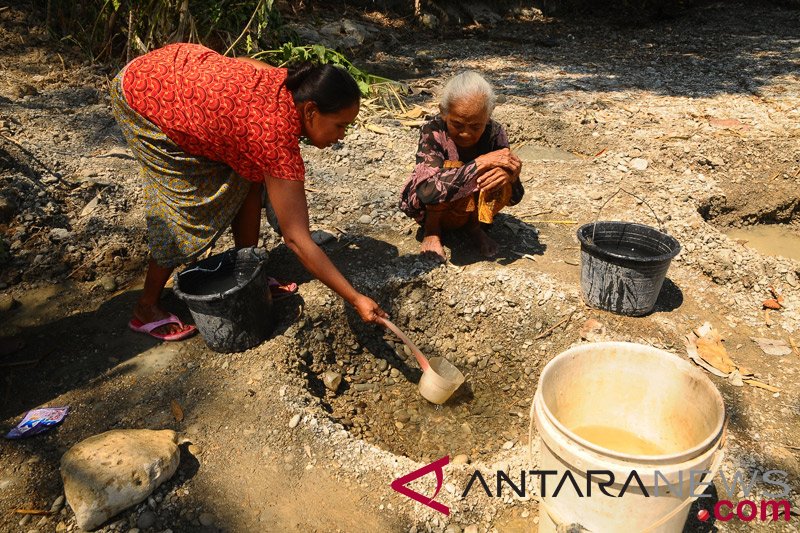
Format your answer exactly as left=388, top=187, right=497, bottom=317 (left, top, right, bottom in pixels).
left=60, top=429, right=180, bottom=531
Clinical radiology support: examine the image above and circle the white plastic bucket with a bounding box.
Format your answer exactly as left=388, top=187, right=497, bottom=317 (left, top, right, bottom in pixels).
left=531, top=342, right=726, bottom=532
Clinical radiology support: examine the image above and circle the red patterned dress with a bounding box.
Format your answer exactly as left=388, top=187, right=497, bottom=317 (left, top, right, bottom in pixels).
left=110, top=43, right=303, bottom=267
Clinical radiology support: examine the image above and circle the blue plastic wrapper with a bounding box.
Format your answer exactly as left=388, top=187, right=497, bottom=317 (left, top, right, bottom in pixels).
left=5, top=407, right=70, bottom=439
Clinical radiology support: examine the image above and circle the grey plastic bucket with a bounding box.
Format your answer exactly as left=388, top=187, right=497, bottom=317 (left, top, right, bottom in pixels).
left=173, top=247, right=273, bottom=353
left=577, top=221, right=680, bottom=316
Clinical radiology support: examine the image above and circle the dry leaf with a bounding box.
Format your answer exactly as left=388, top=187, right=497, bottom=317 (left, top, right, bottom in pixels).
left=768, top=285, right=782, bottom=301
left=170, top=399, right=184, bottom=422
left=708, top=118, right=750, bottom=130
left=364, top=123, right=389, bottom=135
left=80, top=196, right=99, bottom=218
left=693, top=324, right=737, bottom=374
left=579, top=318, right=606, bottom=342
left=762, top=298, right=782, bottom=310
left=399, top=106, right=426, bottom=119
left=399, top=119, right=425, bottom=127
left=751, top=337, right=792, bottom=356
left=743, top=379, right=780, bottom=393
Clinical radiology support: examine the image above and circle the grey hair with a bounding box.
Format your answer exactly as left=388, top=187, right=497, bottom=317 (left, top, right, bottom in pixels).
left=440, top=71, right=496, bottom=115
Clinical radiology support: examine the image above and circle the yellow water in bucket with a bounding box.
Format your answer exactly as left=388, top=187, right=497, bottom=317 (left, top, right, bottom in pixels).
left=531, top=342, right=726, bottom=532
left=571, top=425, right=667, bottom=456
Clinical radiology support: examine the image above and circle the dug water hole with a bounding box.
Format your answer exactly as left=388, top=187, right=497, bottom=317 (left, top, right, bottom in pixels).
left=289, top=277, right=571, bottom=463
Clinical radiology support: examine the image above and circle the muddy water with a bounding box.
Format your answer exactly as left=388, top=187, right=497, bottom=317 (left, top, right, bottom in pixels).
left=571, top=425, right=666, bottom=455
left=335, top=375, right=529, bottom=462
left=725, top=224, right=800, bottom=262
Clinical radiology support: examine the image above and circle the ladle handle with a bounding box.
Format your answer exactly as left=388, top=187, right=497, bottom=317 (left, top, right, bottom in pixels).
left=377, top=317, right=430, bottom=372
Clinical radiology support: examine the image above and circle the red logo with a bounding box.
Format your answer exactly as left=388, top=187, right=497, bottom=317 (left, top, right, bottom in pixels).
left=391, top=456, right=450, bottom=515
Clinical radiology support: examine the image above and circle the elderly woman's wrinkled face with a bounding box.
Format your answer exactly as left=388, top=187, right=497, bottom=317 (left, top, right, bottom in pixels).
left=443, top=94, right=490, bottom=149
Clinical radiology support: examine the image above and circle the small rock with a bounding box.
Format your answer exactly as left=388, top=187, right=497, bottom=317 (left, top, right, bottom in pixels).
left=630, top=158, right=649, bottom=171
left=288, top=414, right=301, bottom=429
left=358, top=214, right=373, bottom=224
left=787, top=271, right=798, bottom=287
left=376, top=359, right=388, bottom=372
left=49, top=495, right=65, bottom=513
left=502, top=440, right=514, bottom=450
left=311, top=229, right=337, bottom=246
left=187, top=444, right=201, bottom=456
left=464, top=526, right=479, bottom=533
left=322, top=371, right=342, bottom=392
left=452, top=454, right=470, bottom=465
left=198, top=513, right=215, bottom=527
left=136, top=510, right=157, bottom=529
left=394, top=410, right=410, bottom=423
left=18, top=514, right=31, bottom=526
left=55, top=522, right=67, bottom=532
left=98, top=274, right=117, bottom=292
left=49, top=228, right=72, bottom=242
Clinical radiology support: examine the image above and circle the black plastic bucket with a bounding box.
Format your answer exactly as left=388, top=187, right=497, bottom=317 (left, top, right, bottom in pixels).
left=173, top=247, right=273, bottom=353
left=577, top=221, right=681, bottom=316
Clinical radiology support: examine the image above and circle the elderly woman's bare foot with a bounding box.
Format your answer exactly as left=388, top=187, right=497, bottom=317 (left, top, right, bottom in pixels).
left=468, top=226, right=499, bottom=258
left=420, top=234, right=447, bottom=262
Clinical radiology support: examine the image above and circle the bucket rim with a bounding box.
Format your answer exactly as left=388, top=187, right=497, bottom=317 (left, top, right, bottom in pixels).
left=173, top=247, right=268, bottom=303
left=536, top=341, right=725, bottom=464
left=577, top=221, right=681, bottom=264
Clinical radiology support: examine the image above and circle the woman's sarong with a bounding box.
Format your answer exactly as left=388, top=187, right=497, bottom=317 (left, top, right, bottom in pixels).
left=110, top=69, right=250, bottom=268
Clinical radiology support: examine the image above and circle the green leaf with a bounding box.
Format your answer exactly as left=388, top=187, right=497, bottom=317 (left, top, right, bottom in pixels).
left=311, top=44, right=326, bottom=61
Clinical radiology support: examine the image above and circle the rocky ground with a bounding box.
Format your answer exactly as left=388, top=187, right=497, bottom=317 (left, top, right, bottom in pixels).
left=1, top=2, right=799, bottom=532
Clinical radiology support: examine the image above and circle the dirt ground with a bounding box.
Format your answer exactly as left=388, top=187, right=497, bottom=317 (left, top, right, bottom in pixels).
left=1, top=2, right=799, bottom=532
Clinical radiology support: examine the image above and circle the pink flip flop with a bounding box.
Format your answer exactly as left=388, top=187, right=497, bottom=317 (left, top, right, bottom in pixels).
left=268, top=277, right=298, bottom=301
left=128, top=313, right=197, bottom=341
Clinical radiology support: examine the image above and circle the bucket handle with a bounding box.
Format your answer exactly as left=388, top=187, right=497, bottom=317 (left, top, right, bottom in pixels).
left=181, top=260, right=225, bottom=276
left=529, top=403, right=728, bottom=533
left=590, top=188, right=665, bottom=243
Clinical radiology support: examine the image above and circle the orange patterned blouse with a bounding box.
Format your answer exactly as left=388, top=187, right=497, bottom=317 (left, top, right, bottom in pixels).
left=122, top=43, right=304, bottom=182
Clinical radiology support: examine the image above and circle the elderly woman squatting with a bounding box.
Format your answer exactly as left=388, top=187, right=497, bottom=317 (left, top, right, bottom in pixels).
left=399, top=71, right=524, bottom=260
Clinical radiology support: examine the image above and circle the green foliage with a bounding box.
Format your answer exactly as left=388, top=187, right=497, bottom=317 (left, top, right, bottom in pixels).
left=253, top=44, right=406, bottom=100
left=44, top=0, right=290, bottom=63
left=42, top=1, right=405, bottom=109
